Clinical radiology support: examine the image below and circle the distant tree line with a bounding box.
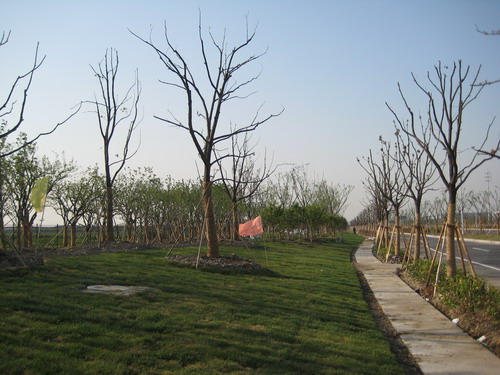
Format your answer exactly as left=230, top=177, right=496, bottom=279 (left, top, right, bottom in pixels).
left=0, top=139, right=351, bottom=250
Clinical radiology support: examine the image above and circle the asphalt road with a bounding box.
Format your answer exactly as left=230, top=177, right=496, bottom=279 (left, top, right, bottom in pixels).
left=421, top=236, right=500, bottom=289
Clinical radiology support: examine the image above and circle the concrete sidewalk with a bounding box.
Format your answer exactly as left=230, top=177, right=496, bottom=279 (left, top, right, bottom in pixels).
left=355, top=240, right=499, bottom=375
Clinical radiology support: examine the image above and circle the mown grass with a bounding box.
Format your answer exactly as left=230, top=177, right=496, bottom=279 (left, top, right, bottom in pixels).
left=463, top=233, right=500, bottom=242
left=0, top=234, right=403, bottom=374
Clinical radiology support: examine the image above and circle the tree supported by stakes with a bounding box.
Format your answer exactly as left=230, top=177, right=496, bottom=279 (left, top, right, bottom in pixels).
left=387, top=61, right=500, bottom=277
left=131, top=15, right=282, bottom=257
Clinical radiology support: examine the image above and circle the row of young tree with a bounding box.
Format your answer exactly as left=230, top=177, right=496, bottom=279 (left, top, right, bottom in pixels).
left=355, top=59, right=500, bottom=278
left=0, top=141, right=351, bottom=250
left=352, top=187, right=500, bottom=234
left=1, top=19, right=292, bottom=258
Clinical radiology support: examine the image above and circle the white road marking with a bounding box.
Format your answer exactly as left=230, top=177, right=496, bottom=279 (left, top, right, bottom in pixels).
left=428, top=247, right=500, bottom=272
left=467, top=261, right=500, bottom=272
left=472, top=247, right=490, bottom=252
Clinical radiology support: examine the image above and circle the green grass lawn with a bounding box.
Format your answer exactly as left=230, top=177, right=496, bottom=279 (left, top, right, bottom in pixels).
left=0, top=234, right=403, bottom=374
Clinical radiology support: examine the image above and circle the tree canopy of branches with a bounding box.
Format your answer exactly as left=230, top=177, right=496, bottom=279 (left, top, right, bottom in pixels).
left=131, top=16, right=282, bottom=256
left=0, top=31, right=80, bottom=158
left=387, top=60, right=500, bottom=277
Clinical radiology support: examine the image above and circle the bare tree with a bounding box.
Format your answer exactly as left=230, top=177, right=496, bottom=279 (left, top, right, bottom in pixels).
left=471, top=25, right=500, bottom=157
left=393, top=122, right=437, bottom=261
left=131, top=17, right=282, bottom=256
left=88, top=48, right=141, bottom=242
left=491, top=187, right=500, bottom=234
left=358, top=151, right=391, bottom=249
left=359, top=137, right=408, bottom=257
left=456, top=188, right=474, bottom=232
left=1, top=31, right=80, bottom=158
left=387, top=61, right=500, bottom=277
left=216, top=132, right=275, bottom=240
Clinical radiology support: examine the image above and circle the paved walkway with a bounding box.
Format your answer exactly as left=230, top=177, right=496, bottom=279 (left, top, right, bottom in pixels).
left=355, top=240, right=499, bottom=375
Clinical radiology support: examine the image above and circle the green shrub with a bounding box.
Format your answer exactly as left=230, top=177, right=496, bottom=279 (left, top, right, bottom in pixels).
left=405, top=259, right=444, bottom=283
left=406, top=260, right=500, bottom=321
left=438, top=270, right=500, bottom=320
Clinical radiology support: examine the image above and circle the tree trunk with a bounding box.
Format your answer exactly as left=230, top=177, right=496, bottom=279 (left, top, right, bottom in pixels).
left=202, top=179, right=219, bottom=257
left=22, top=217, right=33, bottom=248
left=384, top=214, right=389, bottom=249
left=16, top=219, right=21, bottom=249
left=231, top=201, right=240, bottom=241
left=395, top=210, right=400, bottom=257
left=0, top=207, right=6, bottom=252
left=414, top=212, right=421, bottom=261
left=63, top=225, right=69, bottom=247
left=446, top=190, right=457, bottom=277
left=70, top=222, right=77, bottom=247
left=126, top=223, right=133, bottom=242
left=105, top=184, right=114, bottom=242
left=0, top=182, right=6, bottom=252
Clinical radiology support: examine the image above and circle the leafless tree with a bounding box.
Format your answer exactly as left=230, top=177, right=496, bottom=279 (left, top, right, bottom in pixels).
left=387, top=61, right=499, bottom=277
left=216, top=132, right=275, bottom=240
left=456, top=188, right=474, bottom=232
left=131, top=16, right=282, bottom=256
left=1, top=31, right=81, bottom=158
left=358, top=151, right=391, bottom=249
left=88, top=48, right=141, bottom=242
left=359, top=137, right=408, bottom=256
left=393, top=120, right=437, bottom=261
left=491, top=187, right=500, bottom=234
left=471, top=25, right=500, bottom=157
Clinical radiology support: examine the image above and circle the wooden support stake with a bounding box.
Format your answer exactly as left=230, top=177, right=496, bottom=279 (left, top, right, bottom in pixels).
left=455, top=227, right=477, bottom=278
left=433, top=240, right=445, bottom=298
left=421, top=226, right=431, bottom=259
left=385, top=224, right=397, bottom=262
left=425, top=223, right=446, bottom=287
left=455, top=226, right=467, bottom=274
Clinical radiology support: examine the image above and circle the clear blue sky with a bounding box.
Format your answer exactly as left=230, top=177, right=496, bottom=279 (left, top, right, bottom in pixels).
left=2, top=0, right=500, bottom=222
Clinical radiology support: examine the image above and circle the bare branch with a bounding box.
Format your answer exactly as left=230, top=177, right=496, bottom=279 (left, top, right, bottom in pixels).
left=475, top=24, right=500, bottom=36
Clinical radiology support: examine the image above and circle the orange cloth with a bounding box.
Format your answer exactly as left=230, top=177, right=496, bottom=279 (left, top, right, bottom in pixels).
left=239, top=216, right=263, bottom=236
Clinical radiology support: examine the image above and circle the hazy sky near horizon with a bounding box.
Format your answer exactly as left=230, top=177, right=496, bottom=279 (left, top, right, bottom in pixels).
left=2, top=0, right=500, bottom=223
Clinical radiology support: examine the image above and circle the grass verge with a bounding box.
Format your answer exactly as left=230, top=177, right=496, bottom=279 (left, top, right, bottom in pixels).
left=0, top=234, right=404, bottom=374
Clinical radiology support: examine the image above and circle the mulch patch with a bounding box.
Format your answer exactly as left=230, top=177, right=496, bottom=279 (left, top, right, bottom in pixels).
left=166, top=253, right=267, bottom=273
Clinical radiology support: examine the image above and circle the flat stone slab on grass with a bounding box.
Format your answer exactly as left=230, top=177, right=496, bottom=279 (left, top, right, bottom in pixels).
left=84, top=285, right=155, bottom=296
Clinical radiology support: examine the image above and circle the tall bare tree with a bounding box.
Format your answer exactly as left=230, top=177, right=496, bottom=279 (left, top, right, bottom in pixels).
left=89, top=48, right=141, bottom=242
left=132, top=17, right=282, bottom=256
left=387, top=61, right=500, bottom=276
